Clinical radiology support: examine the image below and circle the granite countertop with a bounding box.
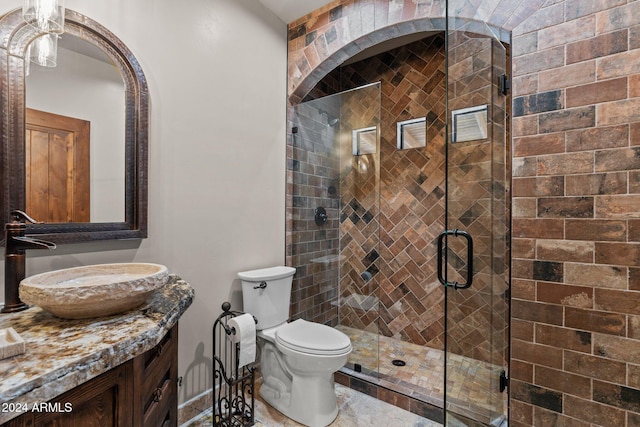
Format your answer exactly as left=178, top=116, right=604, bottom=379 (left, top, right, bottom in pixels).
left=0, top=274, right=194, bottom=424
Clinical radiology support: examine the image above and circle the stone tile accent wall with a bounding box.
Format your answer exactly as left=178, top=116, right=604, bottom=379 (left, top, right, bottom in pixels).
left=510, top=2, right=640, bottom=426
left=286, top=1, right=640, bottom=426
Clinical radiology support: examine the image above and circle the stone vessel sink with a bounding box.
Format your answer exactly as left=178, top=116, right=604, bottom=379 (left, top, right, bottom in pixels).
left=19, top=263, right=169, bottom=319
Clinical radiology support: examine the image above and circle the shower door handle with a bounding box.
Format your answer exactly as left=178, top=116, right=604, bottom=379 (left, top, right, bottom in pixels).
left=437, top=229, right=474, bottom=289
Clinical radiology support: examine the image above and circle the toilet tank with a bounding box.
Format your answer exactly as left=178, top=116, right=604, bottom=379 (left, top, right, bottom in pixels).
left=238, top=266, right=296, bottom=330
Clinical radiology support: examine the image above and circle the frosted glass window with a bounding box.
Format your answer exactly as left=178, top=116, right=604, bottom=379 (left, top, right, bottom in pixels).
left=451, top=105, right=488, bottom=143
left=397, top=117, right=426, bottom=149
left=352, top=126, right=377, bottom=155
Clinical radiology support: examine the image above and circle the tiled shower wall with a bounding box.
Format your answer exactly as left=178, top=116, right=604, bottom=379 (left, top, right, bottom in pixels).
left=291, top=28, right=509, bottom=366
left=291, top=36, right=449, bottom=352
left=289, top=99, right=341, bottom=326
left=338, top=35, right=447, bottom=349
left=297, top=31, right=508, bottom=363
left=286, top=0, right=640, bottom=426
left=446, top=30, right=509, bottom=366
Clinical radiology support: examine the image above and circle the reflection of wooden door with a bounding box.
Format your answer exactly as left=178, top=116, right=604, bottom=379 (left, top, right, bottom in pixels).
left=25, top=108, right=90, bottom=222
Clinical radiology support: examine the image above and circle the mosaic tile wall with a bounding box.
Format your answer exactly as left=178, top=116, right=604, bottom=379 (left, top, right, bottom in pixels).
left=286, top=1, right=640, bottom=426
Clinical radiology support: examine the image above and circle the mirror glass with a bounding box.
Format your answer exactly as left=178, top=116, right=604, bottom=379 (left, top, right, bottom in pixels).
left=0, top=8, right=149, bottom=242
left=26, top=35, right=125, bottom=223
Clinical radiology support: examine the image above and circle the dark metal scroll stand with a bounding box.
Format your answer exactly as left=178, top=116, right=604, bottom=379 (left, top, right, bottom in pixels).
left=213, top=302, right=257, bottom=427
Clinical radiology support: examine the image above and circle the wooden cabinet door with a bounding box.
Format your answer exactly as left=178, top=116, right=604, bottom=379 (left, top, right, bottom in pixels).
left=4, top=361, right=133, bottom=427
left=1, top=326, right=179, bottom=427
left=133, top=325, right=179, bottom=427
left=34, top=362, right=133, bottom=427
left=25, top=108, right=90, bottom=223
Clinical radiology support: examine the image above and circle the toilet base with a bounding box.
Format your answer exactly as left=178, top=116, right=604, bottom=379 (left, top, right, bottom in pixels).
left=255, top=321, right=350, bottom=427
left=260, top=372, right=339, bottom=427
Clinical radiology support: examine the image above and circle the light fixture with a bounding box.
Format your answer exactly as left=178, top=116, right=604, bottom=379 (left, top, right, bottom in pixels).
left=28, top=33, right=58, bottom=67
left=23, top=0, right=64, bottom=69
left=22, top=0, right=65, bottom=34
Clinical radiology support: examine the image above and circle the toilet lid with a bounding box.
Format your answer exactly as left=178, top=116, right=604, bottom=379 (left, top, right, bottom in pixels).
left=275, top=319, right=352, bottom=355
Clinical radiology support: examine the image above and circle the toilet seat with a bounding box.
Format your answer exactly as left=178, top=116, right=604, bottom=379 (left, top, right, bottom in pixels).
left=275, top=319, right=352, bottom=355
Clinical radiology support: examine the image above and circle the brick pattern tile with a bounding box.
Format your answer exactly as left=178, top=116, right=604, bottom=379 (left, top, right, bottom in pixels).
left=509, top=1, right=640, bottom=425
left=289, top=98, right=342, bottom=327
left=337, top=36, right=447, bottom=350
left=445, top=31, right=509, bottom=367
left=286, top=0, right=545, bottom=102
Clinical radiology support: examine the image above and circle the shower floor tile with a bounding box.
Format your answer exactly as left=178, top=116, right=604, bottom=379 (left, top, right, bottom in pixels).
left=337, top=326, right=507, bottom=426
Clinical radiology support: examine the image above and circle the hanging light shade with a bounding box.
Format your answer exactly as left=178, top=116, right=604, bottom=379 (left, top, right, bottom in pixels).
left=29, top=33, right=58, bottom=67
left=23, top=0, right=65, bottom=34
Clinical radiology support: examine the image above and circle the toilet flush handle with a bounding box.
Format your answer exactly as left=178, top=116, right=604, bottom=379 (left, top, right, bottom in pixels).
left=253, top=281, right=267, bottom=290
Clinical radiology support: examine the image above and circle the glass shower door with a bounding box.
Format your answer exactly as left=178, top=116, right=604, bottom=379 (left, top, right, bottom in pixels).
left=442, top=13, right=509, bottom=426
left=290, top=83, right=382, bottom=380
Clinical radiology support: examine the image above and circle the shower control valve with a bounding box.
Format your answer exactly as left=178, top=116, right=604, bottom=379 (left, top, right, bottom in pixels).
left=315, top=207, right=328, bottom=226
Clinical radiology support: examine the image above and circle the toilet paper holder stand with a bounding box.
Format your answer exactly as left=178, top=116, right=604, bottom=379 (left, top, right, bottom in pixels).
left=212, top=301, right=258, bottom=427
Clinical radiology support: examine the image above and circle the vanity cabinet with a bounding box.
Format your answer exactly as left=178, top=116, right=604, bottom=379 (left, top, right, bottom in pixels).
left=4, top=362, right=132, bottom=427
left=132, top=324, right=179, bottom=427
left=3, top=325, right=178, bottom=427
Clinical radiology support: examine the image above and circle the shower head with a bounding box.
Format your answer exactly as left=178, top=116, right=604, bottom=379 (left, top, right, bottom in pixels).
left=319, top=109, right=339, bottom=127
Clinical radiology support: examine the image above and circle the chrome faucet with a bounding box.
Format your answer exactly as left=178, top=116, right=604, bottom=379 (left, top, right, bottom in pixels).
left=1, top=210, right=56, bottom=313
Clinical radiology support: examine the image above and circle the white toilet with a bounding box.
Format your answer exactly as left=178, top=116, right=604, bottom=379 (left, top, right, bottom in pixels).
left=238, top=266, right=352, bottom=427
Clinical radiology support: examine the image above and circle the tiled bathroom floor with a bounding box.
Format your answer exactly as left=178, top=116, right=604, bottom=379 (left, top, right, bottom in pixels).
left=337, top=326, right=507, bottom=426
left=182, top=381, right=439, bottom=427
left=181, top=326, right=505, bottom=427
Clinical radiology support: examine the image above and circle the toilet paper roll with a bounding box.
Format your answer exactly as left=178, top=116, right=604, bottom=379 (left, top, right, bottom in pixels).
left=227, top=313, right=256, bottom=369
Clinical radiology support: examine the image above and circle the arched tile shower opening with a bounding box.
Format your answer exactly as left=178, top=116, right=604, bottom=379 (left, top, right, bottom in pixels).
left=286, top=0, right=544, bottom=103
left=286, top=1, right=542, bottom=425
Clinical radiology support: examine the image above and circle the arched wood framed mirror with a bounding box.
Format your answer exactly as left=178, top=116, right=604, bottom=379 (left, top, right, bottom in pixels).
left=0, top=8, right=148, bottom=243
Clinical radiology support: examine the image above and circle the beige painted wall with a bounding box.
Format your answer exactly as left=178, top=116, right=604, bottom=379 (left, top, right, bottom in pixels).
left=0, top=0, right=287, bottom=405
